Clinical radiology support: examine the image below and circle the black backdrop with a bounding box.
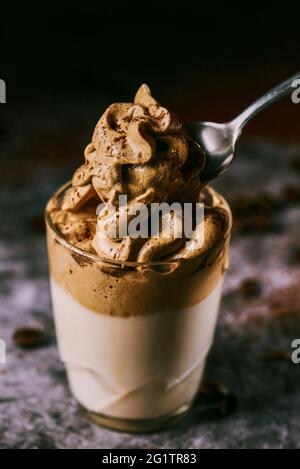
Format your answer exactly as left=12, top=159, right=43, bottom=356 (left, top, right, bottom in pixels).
left=1, top=2, right=300, bottom=140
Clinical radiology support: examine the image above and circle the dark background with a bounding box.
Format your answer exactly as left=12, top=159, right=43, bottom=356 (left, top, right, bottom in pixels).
left=1, top=2, right=300, bottom=143
left=1, top=2, right=299, bottom=196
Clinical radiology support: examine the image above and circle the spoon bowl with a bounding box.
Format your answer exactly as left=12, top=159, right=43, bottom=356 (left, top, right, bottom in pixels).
left=186, top=71, right=300, bottom=183
left=186, top=121, right=237, bottom=182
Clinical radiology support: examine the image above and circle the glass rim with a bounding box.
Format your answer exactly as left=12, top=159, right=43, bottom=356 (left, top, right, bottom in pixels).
left=45, top=180, right=232, bottom=269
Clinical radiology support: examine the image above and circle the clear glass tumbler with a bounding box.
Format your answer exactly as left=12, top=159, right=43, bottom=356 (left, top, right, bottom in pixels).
left=45, top=182, right=231, bottom=432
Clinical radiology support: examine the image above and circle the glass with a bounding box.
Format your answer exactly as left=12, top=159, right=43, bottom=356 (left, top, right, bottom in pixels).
left=45, top=182, right=232, bottom=432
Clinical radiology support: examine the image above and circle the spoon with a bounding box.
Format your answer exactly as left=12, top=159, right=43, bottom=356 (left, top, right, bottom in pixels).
left=186, top=71, right=300, bottom=183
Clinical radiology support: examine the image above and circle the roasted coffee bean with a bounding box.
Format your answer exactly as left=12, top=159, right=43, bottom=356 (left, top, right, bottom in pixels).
left=289, top=247, right=300, bottom=264
left=193, top=381, right=237, bottom=418
left=30, top=214, right=45, bottom=233
left=289, top=156, right=300, bottom=172
left=239, top=277, right=262, bottom=298
left=13, top=326, right=45, bottom=349
left=267, top=347, right=292, bottom=361
left=281, top=185, right=300, bottom=203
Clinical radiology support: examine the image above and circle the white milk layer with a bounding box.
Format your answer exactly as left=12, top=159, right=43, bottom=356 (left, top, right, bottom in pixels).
left=50, top=278, right=223, bottom=420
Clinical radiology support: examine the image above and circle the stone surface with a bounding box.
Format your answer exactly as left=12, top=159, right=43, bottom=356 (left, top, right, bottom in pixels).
left=0, top=107, right=300, bottom=448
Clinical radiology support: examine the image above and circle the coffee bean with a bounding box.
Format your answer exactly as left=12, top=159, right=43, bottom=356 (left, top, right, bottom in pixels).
left=239, top=277, right=262, bottom=298
left=289, top=156, right=300, bottom=172
left=270, top=306, right=299, bottom=319
left=13, top=326, right=45, bottom=349
left=30, top=214, right=45, bottom=233
left=281, top=185, right=300, bottom=203
left=266, top=347, right=292, bottom=361
left=289, top=247, right=300, bottom=264
left=193, top=381, right=237, bottom=418
left=219, top=393, right=237, bottom=417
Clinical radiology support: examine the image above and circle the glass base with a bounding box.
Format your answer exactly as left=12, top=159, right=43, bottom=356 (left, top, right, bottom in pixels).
left=82, top=404, right=190, bottom=433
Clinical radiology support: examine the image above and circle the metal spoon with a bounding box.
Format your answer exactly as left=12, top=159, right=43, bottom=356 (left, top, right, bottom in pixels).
left=186, top=71, right=300, bottom=183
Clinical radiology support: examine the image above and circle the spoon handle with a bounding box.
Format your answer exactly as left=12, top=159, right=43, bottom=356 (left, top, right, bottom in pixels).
left=230, top=71, right=300, bottom=132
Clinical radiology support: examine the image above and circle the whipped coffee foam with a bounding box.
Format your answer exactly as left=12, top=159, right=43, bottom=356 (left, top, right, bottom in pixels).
left=48, top=85, right=229, bottom=264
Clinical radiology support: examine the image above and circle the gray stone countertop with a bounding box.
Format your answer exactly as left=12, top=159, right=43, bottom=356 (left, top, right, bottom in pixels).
left=0, top=107, right=300, bottom=448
